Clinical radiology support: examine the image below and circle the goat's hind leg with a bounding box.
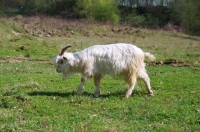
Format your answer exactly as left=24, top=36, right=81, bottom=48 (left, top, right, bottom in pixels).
left=125, top=74, right=137, bottom=98
left=138, top=69, right=154, bottom=96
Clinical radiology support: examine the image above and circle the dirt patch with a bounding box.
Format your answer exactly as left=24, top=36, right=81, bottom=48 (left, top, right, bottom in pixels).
left=0, top=56, right=27, bottom=63
left=163, top=23, right=184, bottom=33
left=149, top=59, right=190, bottom=67
left=12, top=30, right=21, bottom=36
left=0, top=56, right=51, bottom=64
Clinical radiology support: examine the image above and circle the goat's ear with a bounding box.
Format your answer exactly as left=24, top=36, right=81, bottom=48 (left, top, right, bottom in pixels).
left=68, top=60, right=74, bottom=66
left=63, top=56, right=74, bottom=66
left=63, top=56, right=68, bottom=61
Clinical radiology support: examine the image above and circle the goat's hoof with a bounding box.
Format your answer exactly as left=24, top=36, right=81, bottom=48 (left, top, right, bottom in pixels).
left=125, top=94, right=130, bottom=98
left=75, top=91, right=82, bottom=95
left=94, top=94, right=100, bottom=98
left=149, top=92, right=154, bottom=96
left=150, top=94, right=154, bottom=96
left=125, top=92, right=132, bottom=98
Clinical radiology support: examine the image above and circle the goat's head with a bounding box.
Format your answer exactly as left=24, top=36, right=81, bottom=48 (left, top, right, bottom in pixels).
left=53, top=45, right=72, bottom=73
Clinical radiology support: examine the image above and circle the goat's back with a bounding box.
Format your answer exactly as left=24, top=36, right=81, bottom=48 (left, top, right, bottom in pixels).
left=75, top=43, right=145, bottom=76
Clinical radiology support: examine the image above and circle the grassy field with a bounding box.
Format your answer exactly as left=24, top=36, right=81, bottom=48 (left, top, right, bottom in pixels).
left=0, top=16, right=200, bottom=131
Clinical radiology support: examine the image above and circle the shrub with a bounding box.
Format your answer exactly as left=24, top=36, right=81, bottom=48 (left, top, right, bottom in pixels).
left=144, top=13, right=159, bottom=28
left=0, top=10, right=5, bottom=17
left=90, top=0, right=120, bottom=23
left=180, top=0, right=200, bottom=35
left=22, top=0, right=46, bottom=14
left=126, top=13, right=159, bottom=28
left=75, top=0, right=120, bottom=23
left=168, top=0, right=200, bottom=35
left=46, top=0, right=77, bottom=15
left=75, top=0, right=93, bottom=18
left=128, top=14, right=145, bottom=27
left=168, top=1, right=182, bottom=25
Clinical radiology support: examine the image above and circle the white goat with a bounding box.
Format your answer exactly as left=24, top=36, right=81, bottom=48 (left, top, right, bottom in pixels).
left=53, top=43, right=155, bottom=98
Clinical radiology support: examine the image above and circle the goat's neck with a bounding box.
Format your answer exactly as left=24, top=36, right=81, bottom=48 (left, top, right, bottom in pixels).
left=69, top=54, right=84, bottom=73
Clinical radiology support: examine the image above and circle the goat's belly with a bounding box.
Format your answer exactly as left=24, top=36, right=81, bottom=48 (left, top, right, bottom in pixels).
left=94, top=62, right=128, bottom=77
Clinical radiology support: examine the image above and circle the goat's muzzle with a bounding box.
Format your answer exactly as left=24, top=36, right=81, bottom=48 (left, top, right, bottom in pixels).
left=56, top=69, right=62, bottom=73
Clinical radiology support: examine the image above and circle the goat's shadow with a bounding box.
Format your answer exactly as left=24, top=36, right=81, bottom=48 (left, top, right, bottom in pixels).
left=28, top=91, right=76, bottom=97
left=28, top=90, right=146, bottom=98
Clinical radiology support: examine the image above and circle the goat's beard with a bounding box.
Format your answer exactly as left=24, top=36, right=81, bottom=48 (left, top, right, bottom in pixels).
left=62, top=72, right=74, bottom=81
left=62, top=74, right=67, bottom=81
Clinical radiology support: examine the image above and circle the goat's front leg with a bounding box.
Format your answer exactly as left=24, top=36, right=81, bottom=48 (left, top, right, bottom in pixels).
left=76, top=77, right=86, bottom=94
left=94, top=75, right=101, bottom=98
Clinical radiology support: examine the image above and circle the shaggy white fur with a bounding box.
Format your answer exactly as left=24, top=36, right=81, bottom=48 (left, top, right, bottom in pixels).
left=53, top=43, right=155, bottom=98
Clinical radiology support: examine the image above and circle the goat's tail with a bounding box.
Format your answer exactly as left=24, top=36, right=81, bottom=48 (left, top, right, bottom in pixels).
left=144, top=52, right=156, bottom=61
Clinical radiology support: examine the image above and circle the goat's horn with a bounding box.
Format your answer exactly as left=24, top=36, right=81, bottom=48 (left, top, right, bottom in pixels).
left=59, top=45, right=72, bottom=56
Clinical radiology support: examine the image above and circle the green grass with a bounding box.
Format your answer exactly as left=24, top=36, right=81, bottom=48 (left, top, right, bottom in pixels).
left=0, top=16, right=200, bottom=131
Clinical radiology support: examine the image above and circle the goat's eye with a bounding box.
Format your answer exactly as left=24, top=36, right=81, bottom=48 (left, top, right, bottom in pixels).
left=60, top=60, right=64, bottom=64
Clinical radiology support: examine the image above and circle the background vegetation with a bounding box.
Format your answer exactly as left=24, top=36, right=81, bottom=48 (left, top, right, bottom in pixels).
left=0, top=0, right=200, bottom=35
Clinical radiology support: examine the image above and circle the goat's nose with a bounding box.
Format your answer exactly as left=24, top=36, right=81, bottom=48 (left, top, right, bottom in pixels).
left=56, top=69, right=61, bottom=73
